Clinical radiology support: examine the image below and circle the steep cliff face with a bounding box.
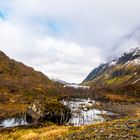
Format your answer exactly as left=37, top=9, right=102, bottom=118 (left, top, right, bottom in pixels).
left=83, top=48, right=140, bottom=88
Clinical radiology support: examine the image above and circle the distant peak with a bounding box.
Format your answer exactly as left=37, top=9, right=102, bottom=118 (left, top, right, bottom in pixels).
left=0, top=50, right=8, bottom=58
left=124, top=47, right=140, bottom=55
left=0, top=50, right=6, bottom=55
left=83, top=47, right=140, bottom=83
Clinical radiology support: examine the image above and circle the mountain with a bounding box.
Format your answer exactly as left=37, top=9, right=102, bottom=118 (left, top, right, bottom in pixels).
left=51, top=78, right=70, bottom=85
left=0, top=51, right=72, bottom=123
left=82, top=48, right=140, bottom=90
left=0, top=51, right=56, bottom=104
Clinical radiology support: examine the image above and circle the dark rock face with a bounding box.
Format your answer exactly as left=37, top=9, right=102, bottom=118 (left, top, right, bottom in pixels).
left=83, top=63, right=109, bottom=82
left=111, top=69, right=131, bottom=78
left=117, top=47, right=140, bottom=64
left=26, top=100, right=71, bottom=125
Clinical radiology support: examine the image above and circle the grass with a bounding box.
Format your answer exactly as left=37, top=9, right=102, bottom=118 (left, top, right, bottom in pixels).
left=0, top=117, right=139, bottom=140
left=104, top=93, right=140, bottom=102
left=0, top=125, right=71, bottom=140
left=106, top=75, right=132, bottom=85
left=0, top=103, right=28, bottom=120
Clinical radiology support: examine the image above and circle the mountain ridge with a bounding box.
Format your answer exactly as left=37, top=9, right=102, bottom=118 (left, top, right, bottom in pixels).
left=82, top=47, right=140, bottom=88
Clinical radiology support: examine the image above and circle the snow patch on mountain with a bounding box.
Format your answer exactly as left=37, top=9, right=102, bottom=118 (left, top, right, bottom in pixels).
left=109, top=61, right=117, bottom=66
left=124, top=59, right=140, bottom=66
left=126, top=47, right=140, bottom=56
left=132, top=78, right=140, bottom=84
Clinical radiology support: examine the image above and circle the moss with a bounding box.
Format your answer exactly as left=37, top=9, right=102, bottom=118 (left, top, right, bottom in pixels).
left=106, top=75, right=132, bottom=85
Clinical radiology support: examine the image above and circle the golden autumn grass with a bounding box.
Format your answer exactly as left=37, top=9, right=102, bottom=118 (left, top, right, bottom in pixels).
left=0, top=103, right=28, bottom=120
left=0, top=117, right=139, bottom=140
left=104, top=93, right=140, bottom=102
left=0, top=125, right=72, bottom=140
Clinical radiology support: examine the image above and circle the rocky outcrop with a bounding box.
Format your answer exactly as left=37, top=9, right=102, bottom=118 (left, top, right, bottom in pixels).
left=26, top=99, right=71, bottom=124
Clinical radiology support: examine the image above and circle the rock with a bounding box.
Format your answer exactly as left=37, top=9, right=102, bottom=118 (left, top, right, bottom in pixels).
left=26, top=99, right=71, bottom=124
left=95, top=102, right=101, bottom=106
left=26, top=101, right=43, bottom=123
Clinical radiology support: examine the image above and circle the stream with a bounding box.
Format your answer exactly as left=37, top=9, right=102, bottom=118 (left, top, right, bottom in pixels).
left=0, top=116, right=28, bottom=128
left=0, top=98, right=115, bottom=128
left=61, top=98, right=114, bottom=126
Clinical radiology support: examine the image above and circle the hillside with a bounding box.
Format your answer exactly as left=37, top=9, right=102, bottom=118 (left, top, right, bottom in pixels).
left=82, top=48, right=140, bottom=102
left=83, top=48, right=139, bottom=86
left=0, top=51, right=64, bottom=120
left=0, top=51, right=57, bottom=103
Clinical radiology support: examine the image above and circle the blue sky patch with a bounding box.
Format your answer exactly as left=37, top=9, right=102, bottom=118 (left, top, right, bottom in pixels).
left=47, top=21, right=61, bottom=33
left=0, top=11, right=6, bottom=20
left=28, top=16, right=62, bottom=35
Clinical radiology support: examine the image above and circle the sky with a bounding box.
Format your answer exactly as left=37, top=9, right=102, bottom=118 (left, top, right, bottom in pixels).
left=0, top=0, right=140, bottom=83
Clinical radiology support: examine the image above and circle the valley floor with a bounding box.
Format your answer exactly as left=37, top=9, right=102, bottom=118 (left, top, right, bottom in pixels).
left=0, top=117, right=139, bottom=140
left=98, top=102, right=140, bottom=117
left=0, top=96, right=139, bottom=140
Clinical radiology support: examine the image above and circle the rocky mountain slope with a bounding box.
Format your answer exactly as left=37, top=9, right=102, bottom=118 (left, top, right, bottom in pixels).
left=83, top=47, right=140, bottom=86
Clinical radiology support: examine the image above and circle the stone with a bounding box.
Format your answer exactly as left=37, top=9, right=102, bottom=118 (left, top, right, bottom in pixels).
left=26, top=99, right=71, bottom=124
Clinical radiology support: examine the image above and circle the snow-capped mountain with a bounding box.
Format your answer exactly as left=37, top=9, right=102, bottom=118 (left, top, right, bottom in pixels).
left=82, top=47, right=140, bottom=87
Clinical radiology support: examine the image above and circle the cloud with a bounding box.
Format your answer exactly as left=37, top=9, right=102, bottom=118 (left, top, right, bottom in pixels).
left=0, top=0, right=140, bottom=82
left=0, top=19, right=101, bottom=83
left=34, top=38, right=101, bottom=82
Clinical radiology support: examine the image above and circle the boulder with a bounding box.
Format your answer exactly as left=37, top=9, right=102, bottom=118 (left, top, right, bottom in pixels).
left=26, top=99, right=71, bottom=124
